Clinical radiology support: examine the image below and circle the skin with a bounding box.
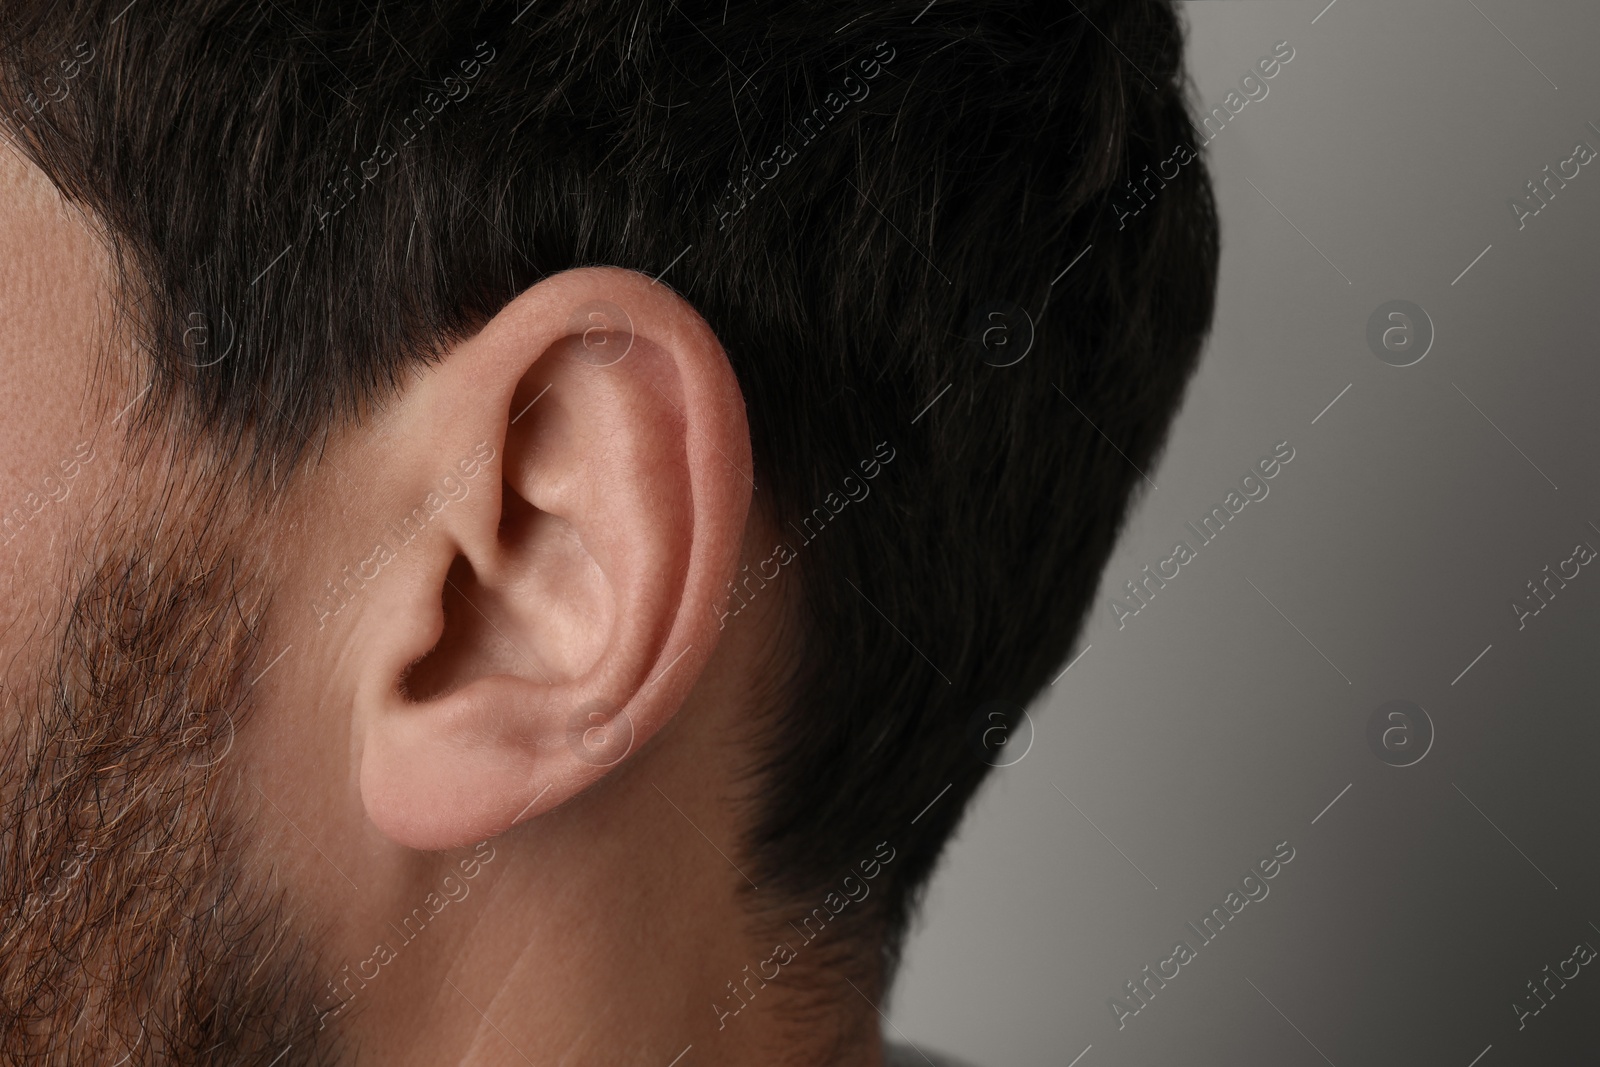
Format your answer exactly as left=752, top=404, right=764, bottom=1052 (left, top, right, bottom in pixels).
left=0, top=138, right=885, bottom=1065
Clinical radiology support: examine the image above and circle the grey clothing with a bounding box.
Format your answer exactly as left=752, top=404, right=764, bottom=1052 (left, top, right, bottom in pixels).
left=884, top=1042, right=980, bottom=1067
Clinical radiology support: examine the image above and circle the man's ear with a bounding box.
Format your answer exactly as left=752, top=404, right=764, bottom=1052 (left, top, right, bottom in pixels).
left=350, top=267, right=752, bottom=851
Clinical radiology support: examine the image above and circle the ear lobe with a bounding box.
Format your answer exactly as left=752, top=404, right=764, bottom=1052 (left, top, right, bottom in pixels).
left=355, top=268, right=752, bottom=851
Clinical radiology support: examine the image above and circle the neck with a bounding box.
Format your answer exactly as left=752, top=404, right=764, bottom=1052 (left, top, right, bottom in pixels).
left=321, top=722, right=884, bottom=1066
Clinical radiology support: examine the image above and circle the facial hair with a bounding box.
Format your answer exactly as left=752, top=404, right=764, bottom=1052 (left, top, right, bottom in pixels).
left=0, top=468, right=342, bottom=1065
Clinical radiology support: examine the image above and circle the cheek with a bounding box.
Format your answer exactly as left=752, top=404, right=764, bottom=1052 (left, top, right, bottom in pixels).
left=0, top=145, right=124, bottom=656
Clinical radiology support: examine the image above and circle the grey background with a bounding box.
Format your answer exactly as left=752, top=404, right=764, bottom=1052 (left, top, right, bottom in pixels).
left=889, top=2, right=1600, bottom=1064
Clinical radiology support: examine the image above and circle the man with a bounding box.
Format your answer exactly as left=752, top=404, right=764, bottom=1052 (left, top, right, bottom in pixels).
left=0, top=0, right=1217, bottom=1063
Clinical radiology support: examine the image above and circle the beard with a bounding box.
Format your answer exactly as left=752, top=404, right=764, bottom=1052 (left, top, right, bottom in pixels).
left=0, top=462, right=341, bottom=1065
